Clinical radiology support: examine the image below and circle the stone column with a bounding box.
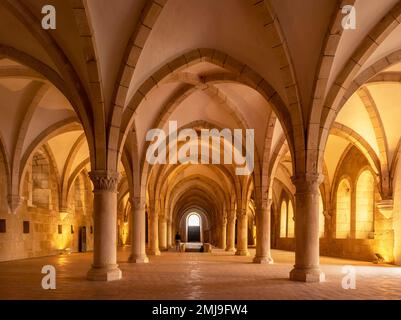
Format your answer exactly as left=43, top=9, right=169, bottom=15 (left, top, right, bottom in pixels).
left=167, top=220, right=172, bottom=248
left=148, top=212, right=160, bottom=255
left=128, top=197, right=149, bottom=263
left=235, top=209, right=249, bottom=256
left=87, top=171, right=122, bottom=281
left=226, top=215, right=236, bottom=252
left=253, top=199, right=274, bottom=264
left=220, top=216, right=227, bottom=249
left=290, top=173, right=325, bottom=282
left=159, top=217, right=167, bottom=251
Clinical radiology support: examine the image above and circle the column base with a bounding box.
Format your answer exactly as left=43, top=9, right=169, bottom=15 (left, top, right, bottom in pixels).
left=225, top=247, right=236, bottom=252
left=87, top=265, right=122, bottom=281
left=253, top=256, right=274, bottom=264
left=289, top=267, right=325, bottom=283
left=128, top=254, right=149, bottom=264
left=148, top=249, right=161, bottom=256
left=235, top=249, right=250, bottom=256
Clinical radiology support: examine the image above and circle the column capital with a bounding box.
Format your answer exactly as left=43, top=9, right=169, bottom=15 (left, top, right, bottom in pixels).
left=89, top=171, right=120, bottom=192
left=236, top=208, right=247, bottom=219
left=131, top=197, right=146, bottom=210
left=7, top=194, right=22, bottom=214
left=291, top=173, right=324, bottom=194
left=259, top=198, right=272, bottom=210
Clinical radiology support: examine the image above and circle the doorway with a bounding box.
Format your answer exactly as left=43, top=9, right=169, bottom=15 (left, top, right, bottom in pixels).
left=79, top=226, right=87, bottom=252
left=187, top=214, right=201, bottom=242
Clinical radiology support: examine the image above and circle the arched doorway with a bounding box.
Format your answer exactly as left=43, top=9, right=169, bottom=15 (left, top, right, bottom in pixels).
left=187, top=213, right=201, bottom=243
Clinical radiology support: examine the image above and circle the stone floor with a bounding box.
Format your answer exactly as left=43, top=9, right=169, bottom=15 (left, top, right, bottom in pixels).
left=1, top=246, right=401, bottom=300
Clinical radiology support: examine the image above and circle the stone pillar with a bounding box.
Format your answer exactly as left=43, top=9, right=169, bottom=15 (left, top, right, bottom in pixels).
left=167, top=220, right=172, bottom=248
left=87, top=171, right=122, bottom=281
left=159, top=217, right=167, bottom=251
left=290, top=173, right=325, bottom=282
left=235, top=209, right=249, bottom=256
left=226, top=215, right=236, bottom=252
left=8, top=194, right=22, bottom=214
left=148, top=213, right=160, bottom=255
left=220, top=216, right=227, bottom=249
left=128, top=197, right=149, bottom=263
left=253, top=199, right=274, bottom=264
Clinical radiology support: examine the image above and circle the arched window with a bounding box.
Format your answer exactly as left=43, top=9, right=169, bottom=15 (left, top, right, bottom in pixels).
left=287, top=201, right=294, bottom=238
left=188, top=214, right=200, bottom=226
left=187, top=213, right=201, bottom=242
left=280, top=201, right=287, bottom=238
left=336, top=179, right=351, bottom=239
left=32, top=150, right=51, bottom=209
left=74, top=176, right=84, bottom=211
left=319, top=192, right=325, bottom=238
left=355, top=170, right=374, bottom=239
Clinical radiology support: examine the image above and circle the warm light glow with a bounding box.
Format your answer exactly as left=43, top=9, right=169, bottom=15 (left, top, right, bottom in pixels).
left=121, top=224, right=129, bottom=245
left=319, top=192, right=325, bottom=238
left=280, top=201, right=287, bottom=238
left=287, top=201, right=294, bottom=238
left=336, top=179, right=351, bottom=239
left=188, top=213, right=200, bottom=226
left=355, top=170, right=374, bottom=239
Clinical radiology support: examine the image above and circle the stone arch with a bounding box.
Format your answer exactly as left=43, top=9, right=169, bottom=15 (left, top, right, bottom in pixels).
left=141, top=120, right=255, bottom=206
left=357, top=87, right=390, bottom=195
left=109, top=0, right=166, bottom=158
left=155, top=162, right=237, bottom=211
left=335, top=176, right=352, bottom=239
left=279, top=197, right=287, bottom=238
left=30, top=147, right=54, bottom=209
left=65, top=158, right=91, bottom=207
left=276, top=184, right=294, bottom=239
left=115, top=48, right=297, bottom=173
left=308, top=0, right=357, bottom=131
left=69, top=0, right=113, bottom=171
left=0, top=45, right=95, bottom=169
left=250, top=0, right=303, bottom=137
left=10, top=82, right=51, bottom=201
left=309, top=3, right=401, bottom=174
left=355, top=168, right=375, bottom=239
left=287, top=199, right=295, bottom=238
left=330, top=123, right=381, bottom=175
left=19, top=119, right=81, bottom=197
left=0, top=133, right=11, bottom=203
left=59, top=133, right=87, bottom=210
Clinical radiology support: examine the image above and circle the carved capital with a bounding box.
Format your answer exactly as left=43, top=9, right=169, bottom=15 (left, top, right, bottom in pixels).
left=236, top=208, right=247, bottom=219
left=8, top=194, right=22, bottom=214
left=131, top=197, right=146, bottom=211
left=259, top=198, right=272, bottom=210
left=376, top=199, right=394, bottom=219
left=291, top=173, right=324, bottom=195
left=89, top=171, right=120, bottom=192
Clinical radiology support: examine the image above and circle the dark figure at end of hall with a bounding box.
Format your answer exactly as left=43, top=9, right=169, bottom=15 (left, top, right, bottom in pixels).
left=175, top=232, right=182, bottom=252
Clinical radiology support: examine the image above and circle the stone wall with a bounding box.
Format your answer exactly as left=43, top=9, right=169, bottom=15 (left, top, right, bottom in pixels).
left=0, top=148, right=94, bottom=262
left=272, top=146, right=395, bottom=263
left=392, top=158, right=401, bottom=265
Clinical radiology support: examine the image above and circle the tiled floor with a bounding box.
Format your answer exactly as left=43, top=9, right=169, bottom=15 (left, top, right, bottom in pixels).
left=1, top=247, right=401, bottom=300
